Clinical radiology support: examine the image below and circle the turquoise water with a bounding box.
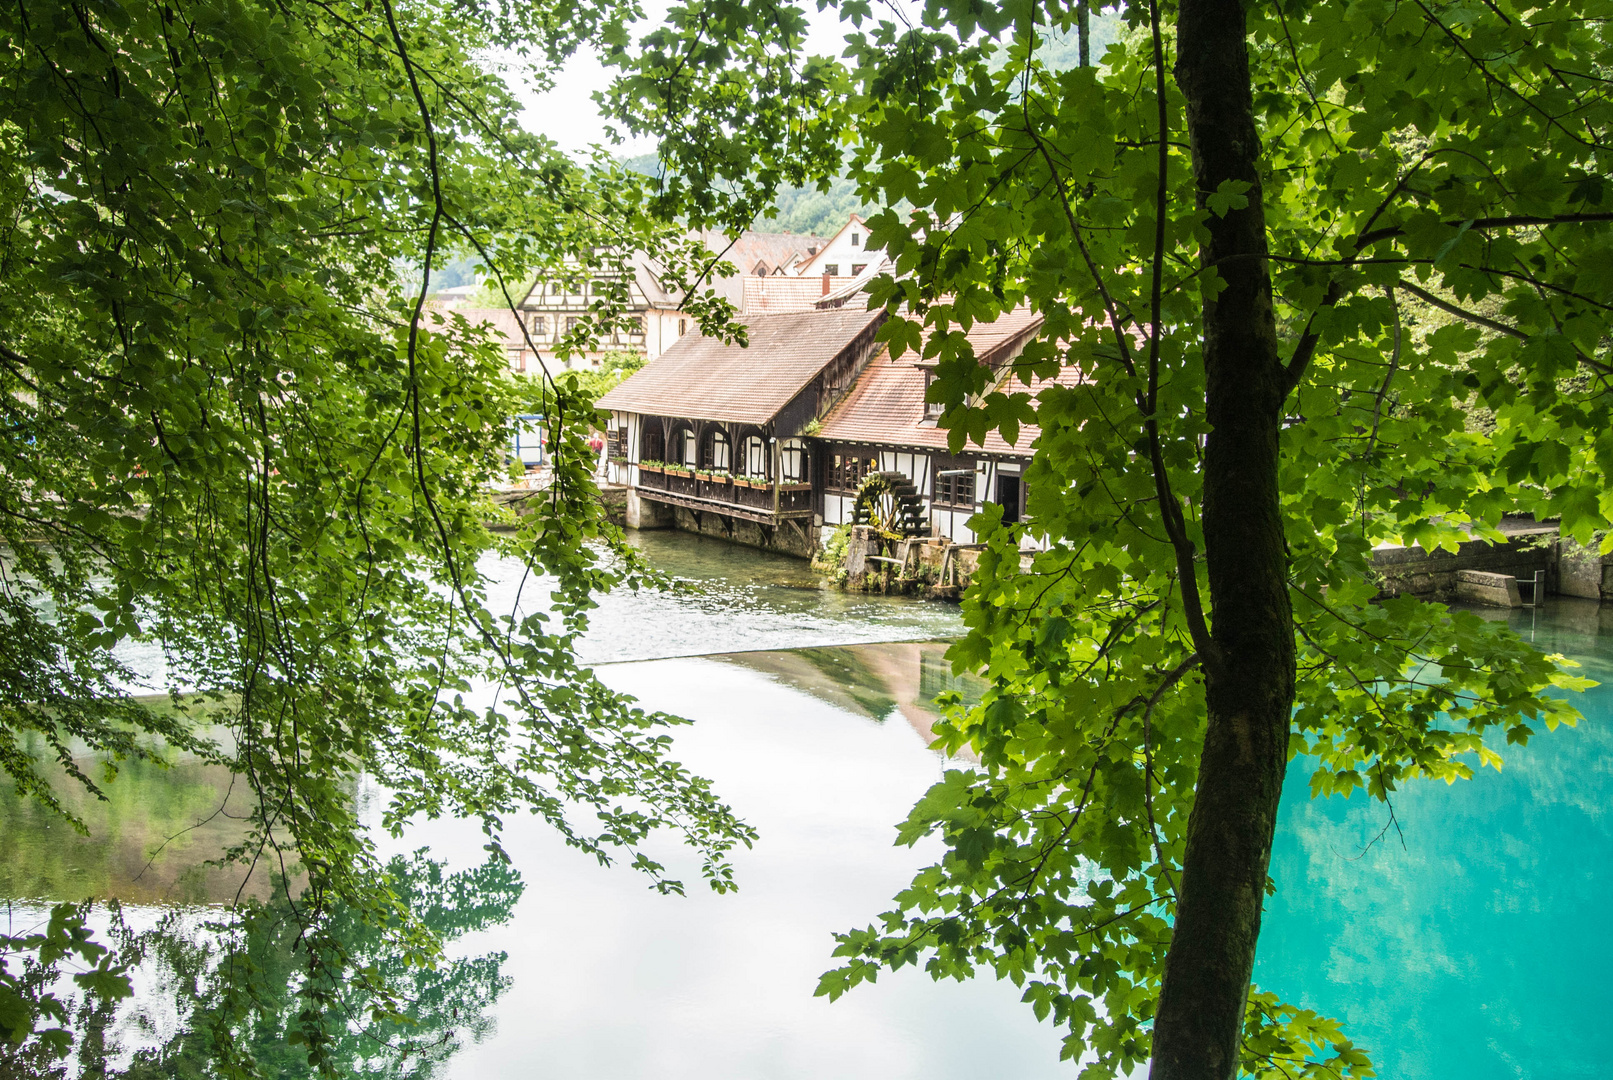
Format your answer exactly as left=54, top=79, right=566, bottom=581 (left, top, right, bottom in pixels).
left=9, top=530, right=1613, bottom=1077
left=1258, top=600, right=1613, bottom=1078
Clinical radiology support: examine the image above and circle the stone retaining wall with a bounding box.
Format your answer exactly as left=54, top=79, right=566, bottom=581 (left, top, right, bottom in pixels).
left=1373, top=527, right=1559, bottom=601
left=662, top=505, right=817, bottom=558
left=1375, top=525, right=1613, bottom=607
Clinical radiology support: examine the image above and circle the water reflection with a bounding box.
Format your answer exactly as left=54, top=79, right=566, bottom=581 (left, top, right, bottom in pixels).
left=399, top=652, right=1072, bottom=1080
left=0, top=852, right=521, bottom=1079
left=1257, top=598, right=1613, bottom=1079
left=0, top=731, right=264, bottom=905
left=716, top=641, right=983, bottom=750
left=14, top=534, right=1613, bottom=1079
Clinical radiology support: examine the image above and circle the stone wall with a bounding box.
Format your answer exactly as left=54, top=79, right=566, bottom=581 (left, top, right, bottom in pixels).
left=664, top=505, right=817, bottom=559
left=624, top=486, right=673, bottom=530
left=1556, top=538, right=1613, bottom=600
left=841, top=527, right=982, bottom=599
left=1375, top=525, right=1613, bottom=607
left=1373, top=526, right=1559, bottom=600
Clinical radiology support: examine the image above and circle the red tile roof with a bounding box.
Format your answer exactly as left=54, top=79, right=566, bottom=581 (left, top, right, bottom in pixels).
left=908, top=305, right=1047, bottom=366
left=598, top=307, right=886, bottom=425
left=719, top=230, right=827, bottom=278
left=817, top=310, right=1078, bottom=457
left=742, top=275, right=861, bottom=314
left=446, top=307, right=526, bottom=346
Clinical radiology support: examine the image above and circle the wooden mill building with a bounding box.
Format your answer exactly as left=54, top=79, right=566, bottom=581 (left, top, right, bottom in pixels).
left=599, top=302, right=1063, bottom=557
left=599, top=307, right=887, bottom=556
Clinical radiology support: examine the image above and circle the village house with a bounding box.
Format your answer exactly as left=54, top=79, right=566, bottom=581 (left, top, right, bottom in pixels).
left=598, top=296, right=1065, bottom=557
left=814, top=306, right=1051, bottom=545
left=433, top=216, right=876, bottom=378
left=598, top=306, right=888, bottom=556
left=741, top=216, right=889, bottom=314
left=514, top=231, right=828, bottom=372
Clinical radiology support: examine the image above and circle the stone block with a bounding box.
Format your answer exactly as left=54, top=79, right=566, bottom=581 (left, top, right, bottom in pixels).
left=1455, top=569, right=1522, bottom=608
left=843, top=526, right=875, bottom=578
left=1556, top=539, right=1604, bottom=599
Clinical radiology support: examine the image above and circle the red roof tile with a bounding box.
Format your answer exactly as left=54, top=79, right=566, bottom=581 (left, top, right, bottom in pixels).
left=598, top=307, right=885, bottom=425
left=817, top=310, right=1079, bottom=456
left=445, top=307, right=526, bottom=346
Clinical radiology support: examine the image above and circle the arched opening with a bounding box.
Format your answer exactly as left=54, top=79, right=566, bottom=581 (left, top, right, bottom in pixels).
left=668, top=424, right=696, bottom=467
left=779, top=438, right=809, bottom=483
left=740, top=435, right=767, bottom=478
left=704, top=428, right=731, bottom=471
left=640, top=427, right=664, bottom=464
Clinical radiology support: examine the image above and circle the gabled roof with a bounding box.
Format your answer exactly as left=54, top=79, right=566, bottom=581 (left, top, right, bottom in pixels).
left=439, top=306, right=526, bottom=347
left=909, top=305, right=1047, bottom=366
left=599, top=307, right=886, bottom=425
left=795, top=214, right=868, bottom=276
left=817, top=309, right=1073, bottom=456
left=515, top=229, right=832, bottom=312
left=817, top=258, right=892, bottom=309
left=721, top=230, right=827, bottom=280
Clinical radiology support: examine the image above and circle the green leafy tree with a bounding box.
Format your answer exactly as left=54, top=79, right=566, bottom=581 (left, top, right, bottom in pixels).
left=611, top=0, right=1611, bottom=1076
left=1, top=0, right=754, bottom=1069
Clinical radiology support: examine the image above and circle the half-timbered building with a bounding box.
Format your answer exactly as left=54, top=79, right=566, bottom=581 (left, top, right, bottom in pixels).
left=599, top=306, right=887, bottom=556
left=815, top=307, right=1056, bottom=544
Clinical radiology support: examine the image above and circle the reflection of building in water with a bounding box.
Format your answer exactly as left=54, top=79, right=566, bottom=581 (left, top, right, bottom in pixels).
left=919, top=649, right=985, bottom=709
left=717, top=641, right=984, bottom=755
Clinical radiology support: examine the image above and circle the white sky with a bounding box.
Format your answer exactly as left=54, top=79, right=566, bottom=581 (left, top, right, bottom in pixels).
left=505, top=2, right=857, bottom=156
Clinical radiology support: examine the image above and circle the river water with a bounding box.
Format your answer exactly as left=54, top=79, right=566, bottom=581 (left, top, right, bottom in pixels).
left=3, top=530, right=1611, bottom=1078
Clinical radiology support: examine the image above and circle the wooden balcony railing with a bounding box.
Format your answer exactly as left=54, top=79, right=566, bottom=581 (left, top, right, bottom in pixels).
left=635, top=466, right=813, bottom=521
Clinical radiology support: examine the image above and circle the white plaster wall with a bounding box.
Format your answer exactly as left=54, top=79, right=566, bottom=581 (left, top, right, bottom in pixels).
left=798, top=220, right=875, bottom=277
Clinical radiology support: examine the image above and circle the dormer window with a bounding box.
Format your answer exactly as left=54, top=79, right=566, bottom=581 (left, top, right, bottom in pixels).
left=924, top=372, right=944, bottom=420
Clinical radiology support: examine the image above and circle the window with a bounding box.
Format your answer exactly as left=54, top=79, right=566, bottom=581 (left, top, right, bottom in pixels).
left=565, top=315, right=581, bottom=333
left=995, top=472, right=1022, bottom=523
left=924, top=372, right=944, bottom=420
left=850, top=232, right=860, bottom=247
left=829, top=453, right=877, bottom=492
left=550, top=282, right=563, bottom=295
left=681, top=429, right=696, bottom=466
left=933, top=459, right=975, bottom=508
left=629, top=314, right=645, bottom=339
left=780, top=439, right=808, bottom=483
left=823, top=264, right=840, bottom=277
left=529, top=314, right=548, bottom=336
left=851, top=263, right=867, bottom=275
left=742, top=435, right=767, bottom=478
left=678, top=318, right=688, bottom=337
left=508, top=348, right=525, bottom=373
left=642, top=430, right=664, bottom=463
left=706, top=430, right=731, bottom=470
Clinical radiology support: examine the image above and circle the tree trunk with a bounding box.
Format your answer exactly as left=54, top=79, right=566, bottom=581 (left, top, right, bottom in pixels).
left=1150, top=1, right=1295, bottom=1078
left=1077, top=1, right=1091, bottom=68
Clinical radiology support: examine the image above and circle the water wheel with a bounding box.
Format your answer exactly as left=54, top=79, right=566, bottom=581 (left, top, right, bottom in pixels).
left=853, top=471, right=929, bottom=541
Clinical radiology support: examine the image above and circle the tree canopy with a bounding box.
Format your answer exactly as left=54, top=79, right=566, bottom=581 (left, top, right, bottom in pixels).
left=609, top=0, right=1613, bottom=1076
left=0, top=0, right=754, bottom=1067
